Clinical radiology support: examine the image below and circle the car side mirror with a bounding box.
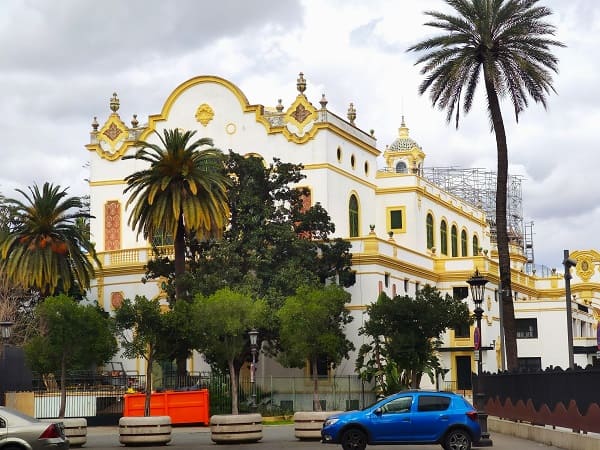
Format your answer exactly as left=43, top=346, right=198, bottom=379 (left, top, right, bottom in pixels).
left=374, top=407, right=382, bottom=416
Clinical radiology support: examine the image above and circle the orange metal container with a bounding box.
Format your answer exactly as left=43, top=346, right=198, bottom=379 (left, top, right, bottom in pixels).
left=123, top=389, right=210, bottom=425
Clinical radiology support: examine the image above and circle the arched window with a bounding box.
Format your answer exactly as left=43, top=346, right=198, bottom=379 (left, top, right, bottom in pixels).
left=349, top=194, right=359, bottom=237
left=461, top=230, right=468, bottom=256
left=395, top=161, right=408, bottom=173
left=472, top=235, right=479, bottom=256
left=440, top=220, right=448, bottom=255
left=451, top=225, right=458, bottom=257
left=426, top=214, right=434, bottom=249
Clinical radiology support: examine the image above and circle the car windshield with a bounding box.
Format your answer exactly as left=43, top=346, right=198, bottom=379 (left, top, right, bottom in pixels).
left=361, top=397, right=387, bottom=411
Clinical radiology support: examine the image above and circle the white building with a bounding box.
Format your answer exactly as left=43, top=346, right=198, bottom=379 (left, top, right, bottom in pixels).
left=85, top=74, right=600, bottom=389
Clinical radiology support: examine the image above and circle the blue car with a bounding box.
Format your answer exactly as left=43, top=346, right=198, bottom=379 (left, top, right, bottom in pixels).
left=321, top=390, right=481, bottom=450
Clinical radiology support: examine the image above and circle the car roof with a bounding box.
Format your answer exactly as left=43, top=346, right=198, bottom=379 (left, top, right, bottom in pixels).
left=391, top=390, right=459, bottom=397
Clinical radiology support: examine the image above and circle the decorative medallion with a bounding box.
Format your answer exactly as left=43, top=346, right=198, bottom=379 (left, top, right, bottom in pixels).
left=291, top=104, right=311, bottom=123
left=225, top=122, right=237, bottom=135
left=103, top=123, right=123, bottom=141
left=96, top=114, right=128, bottom=156
left=195, top=103, right=214, bottom=126
left=576, top=255, right=594, bottom=282
left=284, top=95, right=318, bottom=138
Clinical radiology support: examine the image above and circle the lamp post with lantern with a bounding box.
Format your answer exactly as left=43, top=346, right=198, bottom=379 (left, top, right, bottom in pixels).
left=0, top=320, right=14, bottom=406
left=467, top=270, right=493, bottom=447
left=0, top=320, right=13, bottom=357
left=248, top=328, right=259, bottom=413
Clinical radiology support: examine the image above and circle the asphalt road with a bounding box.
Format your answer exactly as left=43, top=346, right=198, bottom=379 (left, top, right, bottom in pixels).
left=85, top=424, right=565, bottom=450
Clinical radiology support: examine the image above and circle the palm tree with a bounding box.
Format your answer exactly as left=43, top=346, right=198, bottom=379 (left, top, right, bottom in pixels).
left=408, top=0, right=563, bottom=370
left=0, top=182, right=100, bottom=296
left=123, top=129, right=230, bottom=299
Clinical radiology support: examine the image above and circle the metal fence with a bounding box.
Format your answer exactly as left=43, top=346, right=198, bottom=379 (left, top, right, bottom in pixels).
left=28, top=371, right=375, bottom=424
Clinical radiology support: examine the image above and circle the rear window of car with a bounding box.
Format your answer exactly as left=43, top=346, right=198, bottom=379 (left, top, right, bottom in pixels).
left=417, top=395, right=451, bottom=412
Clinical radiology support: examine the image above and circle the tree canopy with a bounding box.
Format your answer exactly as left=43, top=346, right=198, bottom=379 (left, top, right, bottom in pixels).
left=24, top=295, right=117, bottom=418
left=277, top=284, right=354, bottom=411
left=113, top=295, right=169, bottom=416
left=190, top=288, right=268, bottom=414
left=0, top=182, right=100, bottom=296
left=357, top=285, right=470, bottom=394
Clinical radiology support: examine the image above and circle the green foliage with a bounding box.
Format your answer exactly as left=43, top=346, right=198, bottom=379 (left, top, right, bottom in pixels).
left=113, top=295, right=172, bottom=415
left=123, top=129, right=231, bottom=243
left=24, top=294, right=117, bottom=375
left=190, top=288, right=268, bottom=414
left=113, top=295, right=168, bottom=362
left=0, top=183, right=100, bottom=296
left=184, top=152, right=354, bottom=305
left=408, top=0, right=564, bottom=127
left=357, top=285, right=469, bottom=394
left=277, top=284, right=355, bottom=370
left=192, top=288, right=268, bottom=372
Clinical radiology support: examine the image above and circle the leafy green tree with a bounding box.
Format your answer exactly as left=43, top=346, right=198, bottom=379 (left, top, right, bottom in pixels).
left=0, top=182, right=100, bottom=297
left=114, top=295, right=169, bottom=416
left=24, top=295, right=117, bottom=418
left=142, top=153, right=354, bottom=375
left=183, top=152, right=353, bottom=307
left=277, top=285, right=354, bottom=411
left=190, top=288, right=268, bottom=414
left=408, top=0, right=563, bottom=370
left=357, top=285, right=469, bottom=393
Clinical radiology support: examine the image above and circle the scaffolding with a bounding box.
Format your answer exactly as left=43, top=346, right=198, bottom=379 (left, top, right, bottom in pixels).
left=421, top=167, right=524, bottom=248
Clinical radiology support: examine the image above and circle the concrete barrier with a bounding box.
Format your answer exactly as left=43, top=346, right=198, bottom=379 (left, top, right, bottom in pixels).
left=42, top=418, right=87, bottom=447
left=293, top=411, right=343, bottom=440
left=489, top=416, right=600, bottom=450
left=118, top=416, right=172, bottom=446
left=210, top=413, right=263, bottom=443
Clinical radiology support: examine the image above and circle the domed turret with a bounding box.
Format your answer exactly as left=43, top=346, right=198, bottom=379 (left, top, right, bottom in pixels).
left=383, top=116, right=425, bottom=174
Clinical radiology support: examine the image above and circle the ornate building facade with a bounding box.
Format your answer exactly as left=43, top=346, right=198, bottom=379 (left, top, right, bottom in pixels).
left=86, top=74, right=600, bottom=388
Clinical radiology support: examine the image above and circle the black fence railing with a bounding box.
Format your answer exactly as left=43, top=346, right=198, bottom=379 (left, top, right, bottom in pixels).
left=479, top=365, right=600, bottom=434
left=25, top=371, right=375, bottom=424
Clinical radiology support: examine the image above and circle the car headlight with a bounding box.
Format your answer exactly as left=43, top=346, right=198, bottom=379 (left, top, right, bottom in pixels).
left=323, top=418, right=339, bottom=427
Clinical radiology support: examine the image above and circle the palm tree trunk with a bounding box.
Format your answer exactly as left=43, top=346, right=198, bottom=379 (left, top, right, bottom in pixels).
left=174, top=214, right=186, bottom=300
left=484, top=73, right=518, bottom=370
left=174, top=214, right=188, bottom=377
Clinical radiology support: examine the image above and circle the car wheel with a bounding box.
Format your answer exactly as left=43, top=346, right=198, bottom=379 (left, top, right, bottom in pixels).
left=443, top=429, right=471, bottom=450
left=341, top=428, right=367, bottom=450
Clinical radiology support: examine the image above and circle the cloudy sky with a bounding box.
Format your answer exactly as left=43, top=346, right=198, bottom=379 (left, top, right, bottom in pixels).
left=1, top=0, right=597, bottom=269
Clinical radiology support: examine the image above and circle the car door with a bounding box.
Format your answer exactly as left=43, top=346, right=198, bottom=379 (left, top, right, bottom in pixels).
left=367, top=395, right=415, bottom=443
left=408, top=393, right=452, bottom=441
left=0, top=414, right=7, bottom=440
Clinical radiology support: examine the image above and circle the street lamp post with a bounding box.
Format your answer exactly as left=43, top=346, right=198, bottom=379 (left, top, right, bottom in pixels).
left=248, top=328, right=259, bottom=413
left=0, top=320, right=13, bottom=356
left=467, top=270, right=493, bottom=447
left=563, top=249, right=576, bottom=370
left=0, top=320, right=14, bottom=406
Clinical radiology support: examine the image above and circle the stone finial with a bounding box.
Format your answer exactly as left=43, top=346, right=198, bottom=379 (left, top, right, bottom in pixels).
left=347, top=102, right=356, bottom=125
left=276, top=99, right=284, bottom=112
left=131, top=114, right=139, bottom=128
left=296, top=72, right=306, bottom=94
left=319, top=94, right=328, bottom=110
left=91, top=116, right=99, bottom=131
left=110, top=92, right=120, bottom=113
